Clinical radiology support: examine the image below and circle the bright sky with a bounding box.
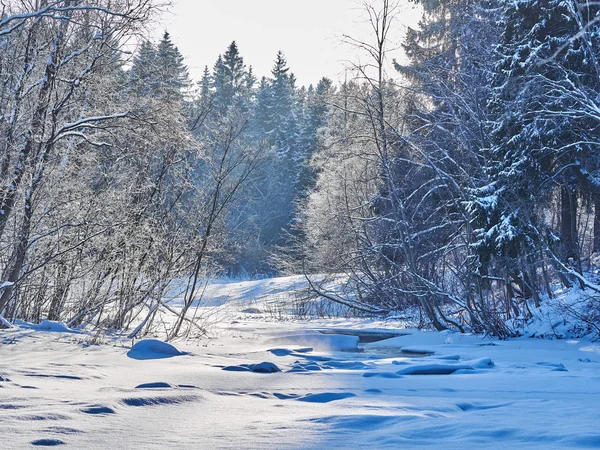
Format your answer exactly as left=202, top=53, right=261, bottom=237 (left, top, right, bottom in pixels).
left=154, top=0, right=422, bottom=87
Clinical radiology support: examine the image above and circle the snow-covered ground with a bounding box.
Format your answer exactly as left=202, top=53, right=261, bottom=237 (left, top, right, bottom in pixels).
left=1, top=278, right=600, bottom=449
left=165, top=274, right=352, bottom=319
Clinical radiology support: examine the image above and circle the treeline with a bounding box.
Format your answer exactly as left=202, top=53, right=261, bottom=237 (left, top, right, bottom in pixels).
left=0, top=0, right=329, bottom=336
left=292, top=0, right=600, bottom=337
left=2, top=0, right=599, bottom=338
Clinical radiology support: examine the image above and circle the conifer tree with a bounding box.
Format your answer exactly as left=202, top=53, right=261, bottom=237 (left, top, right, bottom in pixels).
left=489, top=0, right=600, bottom=279
left=129, top=32, right=190, bottom=102
left=155, top=31, right=191, bottom=101
left=212, top=41, right=253, bottom=115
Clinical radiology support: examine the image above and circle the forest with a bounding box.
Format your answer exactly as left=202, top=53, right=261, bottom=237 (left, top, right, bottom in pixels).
left=0, top=0, right=599, bottom=339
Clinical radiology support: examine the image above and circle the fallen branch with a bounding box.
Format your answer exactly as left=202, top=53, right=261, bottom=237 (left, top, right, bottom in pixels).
left=304, top=274, right=387, bottom=315
left=0, top=314, right=13, bottom=329
left=159, top=301, right=207, bottom=340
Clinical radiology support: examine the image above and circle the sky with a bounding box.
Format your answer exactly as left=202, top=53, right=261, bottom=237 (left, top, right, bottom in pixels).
left=153, top=0, right=422, bottom=87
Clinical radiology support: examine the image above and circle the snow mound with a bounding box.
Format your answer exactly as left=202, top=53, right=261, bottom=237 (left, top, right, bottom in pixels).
left=457, top=402, right=511, bottom=412
left=268, top=347, right=313, bottom=356
left=249, top=362, right=281, bottom=373
left=466, top=357, right=495, bottom=368
left=297, top=392, right=356, bottom=403
left=222, top=365, right=251, bottom=372
left=272, top=392, right=300, bottom=400
left=127, top=339, right=186, bottom=360
left=135, top=382, right=174, bottom=389
left=438, top=354, right=461, bottom=360
left=222, top=362, right=281, bottom=373
left=23, top=320, right=81, bottom=334
left=395, top=358, right=494, bottom=375
left=363, top=372, right=402, bottom=379
left=396, top=363, right=475, bottom=375
left=325, top=360, right=370, bottom=370
left=269, top=348, right=294, bottom=356
left=364, top=388, right=383, bottom=393
left=288, top=361, right=322, bottom=372
left=81, top=406, right=116, bottom=415
left=26, top=373, right=83, bottom=380
left=31, top=438, right=65, bottom=446
left=581, top=345, right=600, bottom=354
left=121, top=395, right=199, bottom=407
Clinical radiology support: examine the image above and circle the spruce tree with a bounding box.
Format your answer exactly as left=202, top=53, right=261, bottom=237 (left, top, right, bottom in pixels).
left=155, top=31, right=191, bottom=101
left=212, top=41, right=253, bottom=114
left=128, top=40, right=157, bottom=97
left=489, top=0, right=600, bottom=273
left=129, top=32, right=190, bottom=102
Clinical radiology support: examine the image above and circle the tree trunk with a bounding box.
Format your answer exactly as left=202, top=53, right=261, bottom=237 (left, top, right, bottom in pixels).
left=594, top=195, right=600, bottom=253
left=0, top=191, right=34, bottom=314
left=560, top=185, right=578, bottom=261
left=0, top=16, right=64, bottom=239
left=48, top=262, right=70, bottom=321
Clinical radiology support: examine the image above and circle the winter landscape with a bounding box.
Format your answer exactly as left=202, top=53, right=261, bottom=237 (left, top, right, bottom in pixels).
left=0, top=277, right=599, bottom=449
left=1, top=0, right=600, bottom=448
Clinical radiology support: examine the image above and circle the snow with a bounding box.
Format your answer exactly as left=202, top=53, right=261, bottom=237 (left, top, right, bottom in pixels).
left=14, top=320, right=81, bottom=333
left=222, top=361, right=282, bottom=373
left=166, top=274, right=351, bottom=317
left=127, top=339, right=187, bottom=360
left=1, top=278, right=600, bottom=449
left=580, top=344, right=600, bottom=354
left=0, top=314, right=12, bottom=329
